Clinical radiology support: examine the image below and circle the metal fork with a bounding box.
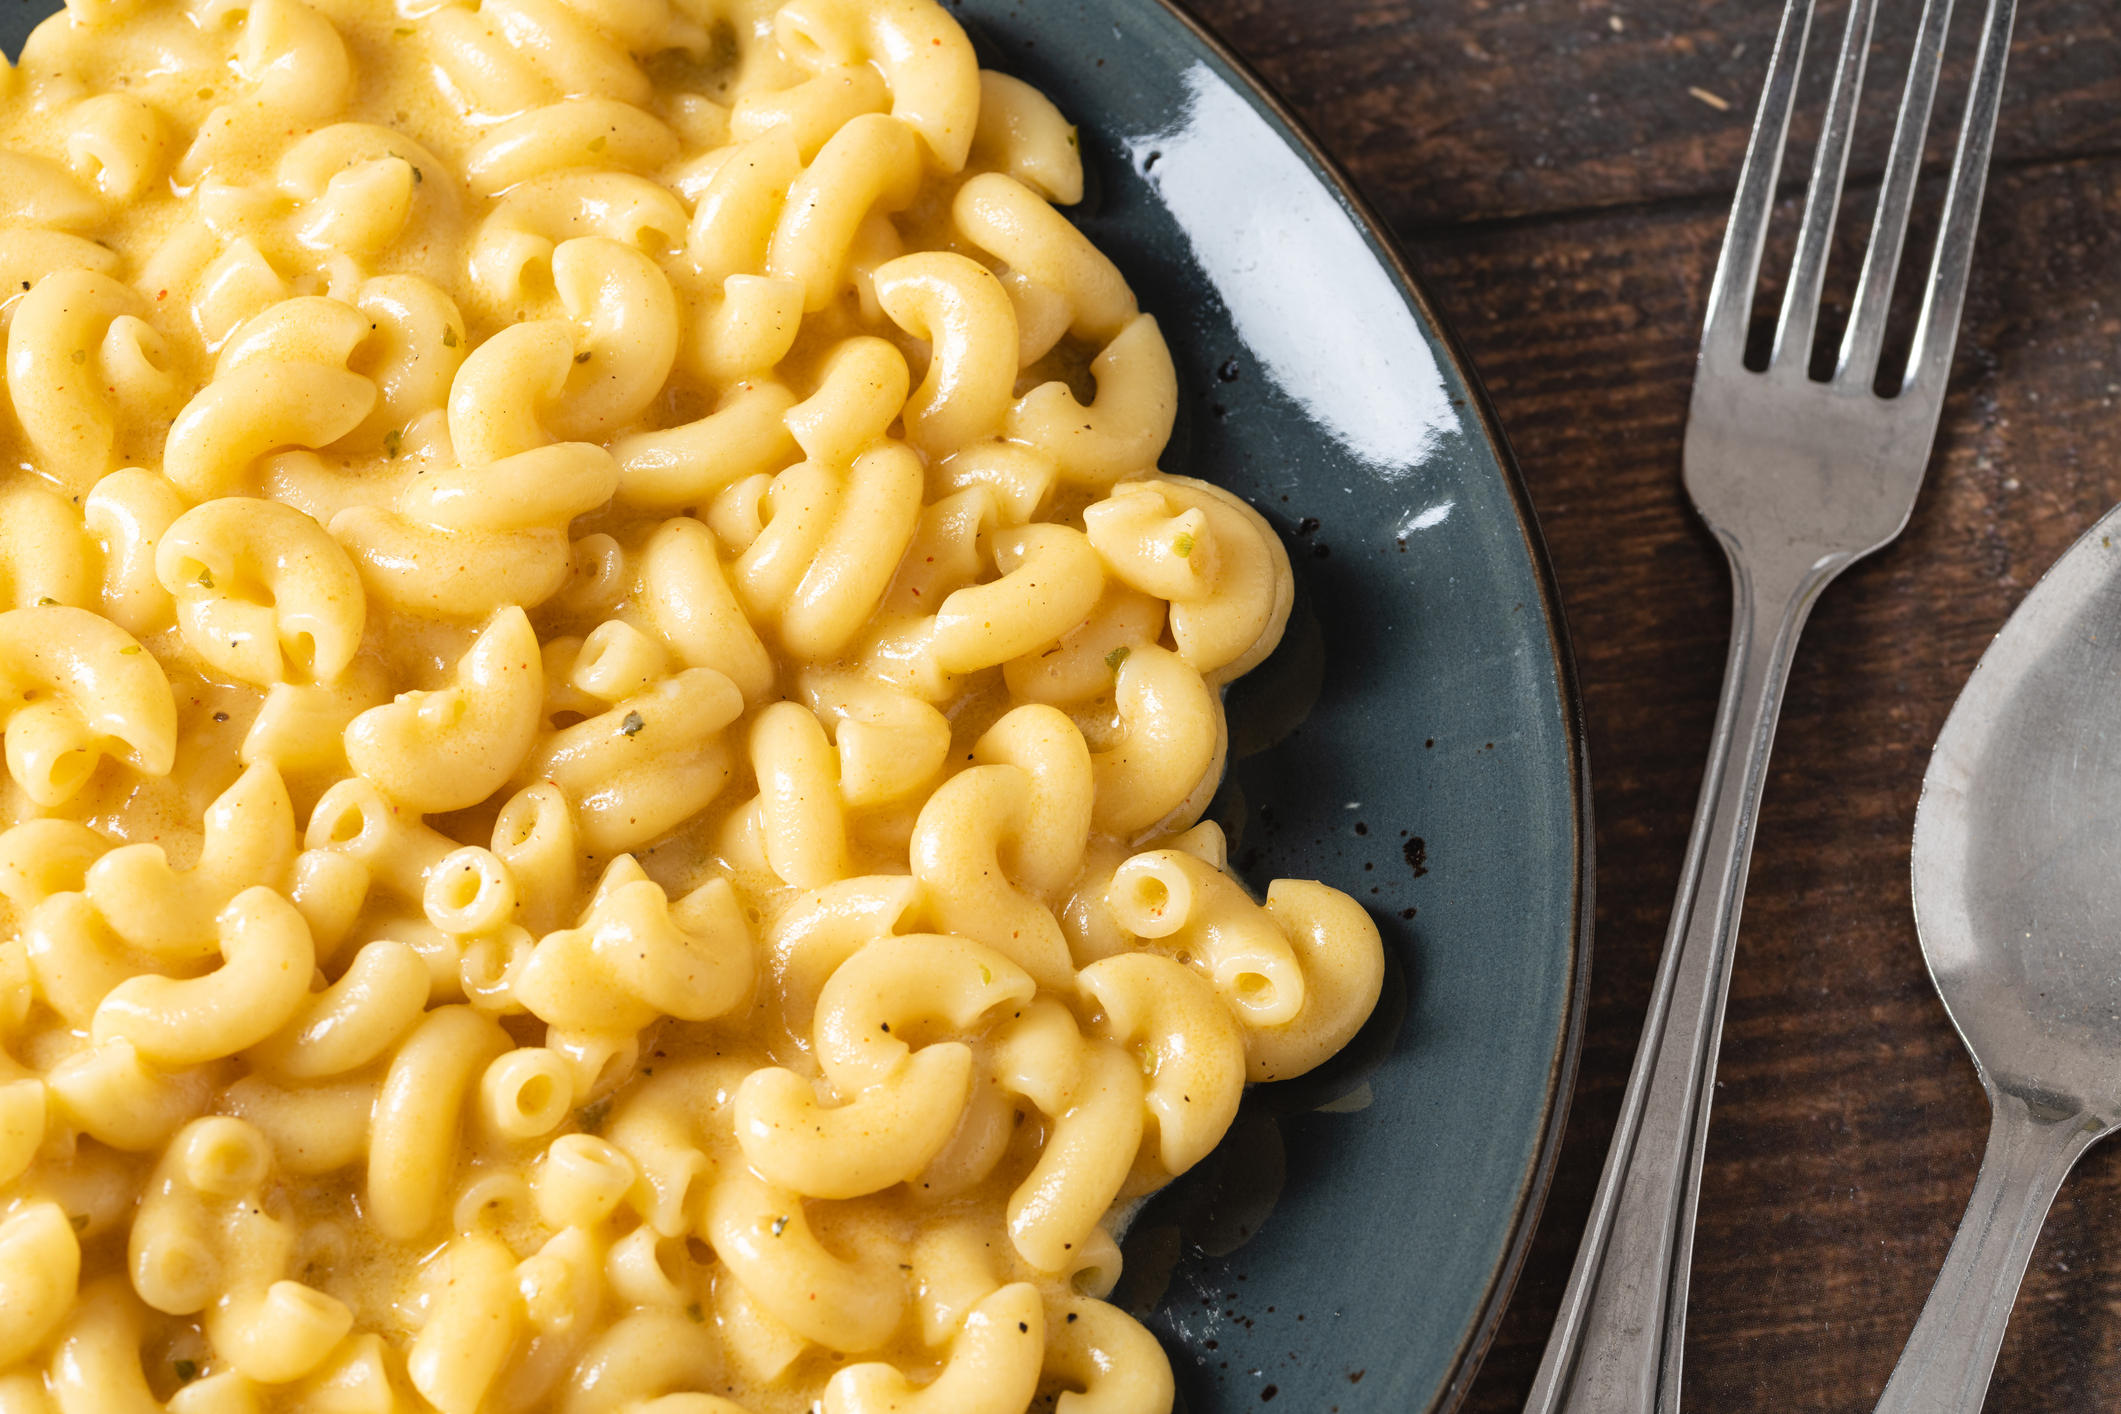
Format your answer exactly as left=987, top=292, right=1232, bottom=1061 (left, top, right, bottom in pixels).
left=1522, top=0, right=2018, bottom=1408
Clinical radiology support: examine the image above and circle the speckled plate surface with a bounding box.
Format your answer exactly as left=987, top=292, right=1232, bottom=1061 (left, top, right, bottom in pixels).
left=0, top=1, right=1593, bottom=1408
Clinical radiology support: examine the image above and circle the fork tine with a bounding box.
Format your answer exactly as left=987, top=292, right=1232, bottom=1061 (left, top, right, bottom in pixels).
left=1901, top=0, right=2018, bottom=398
left=1770, top=0, right=1880, bottom=377
left=1837, top=0, right=1957, bottom=387
left=1699, top=0, right=1816, bottom=372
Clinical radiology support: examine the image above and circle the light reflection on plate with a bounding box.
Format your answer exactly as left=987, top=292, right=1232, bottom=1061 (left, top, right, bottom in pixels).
left=1121, top=64, right=1463, bottom=480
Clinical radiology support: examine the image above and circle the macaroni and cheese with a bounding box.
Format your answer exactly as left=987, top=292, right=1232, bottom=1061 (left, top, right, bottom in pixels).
left=0, top=0, right=1387, bottom=1409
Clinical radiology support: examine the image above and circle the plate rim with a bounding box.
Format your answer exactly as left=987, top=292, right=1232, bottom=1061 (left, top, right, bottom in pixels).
left=1133, top=2, right=1597, bottom=1406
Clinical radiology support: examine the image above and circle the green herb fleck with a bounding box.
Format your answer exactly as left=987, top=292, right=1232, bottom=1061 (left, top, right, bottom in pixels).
left=443, top=326, right=459, bottom=348
left=979, top=964, right=992, bottom=985
left=574, top=350, right=592, bottom=364
left=685, top=1302, right=703, bottom=1323
left=1104, top=645, right=1130, bottom=672
left=36, top=596, right=57, bottom=606
left=770, top=1215, right=790, bottom=1237
left=70, top=348, right=86, bottom=365
left=575, top=1096, right=612, bottom=1134
left=70, top=1213, right=89, bottom=1233
left=392, top=25, right=413, bottom=35
left=412, top=166, right=423, bottom=184
left=173, top=1360, right=199, bottom=1384
left=197, top=568, right=214, bottom=590
left=1172, top=532, right=1195, bottom=558
left=620, top=710, right=645, bottom=737
left=384, top=428, right=404, bottom=459
left=119, top=644, right=142, bottom=655
left=588, top=135, right=607, bottom=153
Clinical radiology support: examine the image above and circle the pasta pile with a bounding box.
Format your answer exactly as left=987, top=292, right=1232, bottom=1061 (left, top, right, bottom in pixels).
left=0, top=0, right=1387, bottom=1410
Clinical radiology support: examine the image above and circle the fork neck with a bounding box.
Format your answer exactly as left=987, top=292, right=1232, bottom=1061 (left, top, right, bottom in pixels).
left=1715, top=530, right=1855, bottom=644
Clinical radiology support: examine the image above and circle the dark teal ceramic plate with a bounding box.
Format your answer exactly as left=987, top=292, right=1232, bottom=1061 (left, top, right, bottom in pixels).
left=1, top=1, right=1590, bottom=1408
left=952, top=7, right=1591, bottom=1410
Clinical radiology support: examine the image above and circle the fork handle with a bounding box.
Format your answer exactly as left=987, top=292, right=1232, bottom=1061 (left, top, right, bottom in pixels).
left=1525, top=544, right=1839, bottom=1414
left=1873, top=1091, right=2100, bottom=1414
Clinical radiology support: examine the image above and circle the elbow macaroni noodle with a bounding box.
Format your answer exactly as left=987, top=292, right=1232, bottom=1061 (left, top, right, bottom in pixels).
left=0, top=1, right=1390, bottom=1410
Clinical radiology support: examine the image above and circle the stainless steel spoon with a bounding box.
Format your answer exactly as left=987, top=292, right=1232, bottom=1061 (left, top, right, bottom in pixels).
left=1884, top=502, right=2121, bottom=1412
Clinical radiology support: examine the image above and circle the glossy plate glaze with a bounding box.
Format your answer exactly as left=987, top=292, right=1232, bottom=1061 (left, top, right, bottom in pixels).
left=0, top=1, right=1592, bottom=1409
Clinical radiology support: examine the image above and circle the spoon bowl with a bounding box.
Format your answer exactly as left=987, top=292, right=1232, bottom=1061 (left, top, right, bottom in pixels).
left=1918, top=514, right=2121, bottom=1115
left=1881, top=502, right=2121, bottom=1412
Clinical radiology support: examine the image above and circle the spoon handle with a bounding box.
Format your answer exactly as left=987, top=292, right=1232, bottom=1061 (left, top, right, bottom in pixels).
left=1874, top=1091, right=2100, bottom=1414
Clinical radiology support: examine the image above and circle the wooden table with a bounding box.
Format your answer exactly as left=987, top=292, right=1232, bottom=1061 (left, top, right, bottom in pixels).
left=1176, top=0, right=2121, bottom=1407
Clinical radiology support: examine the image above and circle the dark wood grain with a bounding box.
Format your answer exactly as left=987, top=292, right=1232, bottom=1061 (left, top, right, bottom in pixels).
left=1193, top=0, right=2121, bottom=231
left=1179, top=0, right=2121, bottom=1407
